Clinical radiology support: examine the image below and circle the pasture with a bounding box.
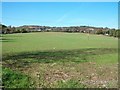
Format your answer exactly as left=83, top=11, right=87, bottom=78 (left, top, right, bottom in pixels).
left=1, top=32, right=118, bottom=88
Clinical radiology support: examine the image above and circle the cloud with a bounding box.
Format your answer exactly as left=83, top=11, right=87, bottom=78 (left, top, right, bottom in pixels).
left=56, top=14, right=68, bottom=23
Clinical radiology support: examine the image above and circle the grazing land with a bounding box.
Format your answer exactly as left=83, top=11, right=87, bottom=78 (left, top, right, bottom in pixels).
left=1, top=32, right=118, bottom=88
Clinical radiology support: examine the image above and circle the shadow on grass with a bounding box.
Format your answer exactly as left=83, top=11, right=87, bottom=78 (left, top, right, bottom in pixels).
left=3, top=48, right=117, bottom=68
left=1, top=34, right=22, bottom=42
left=0, top=38, right=15, bottom=42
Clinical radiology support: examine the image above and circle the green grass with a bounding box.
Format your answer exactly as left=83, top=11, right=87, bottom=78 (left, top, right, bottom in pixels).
left=2, top=67, right=34, bottom=88
left=53, top=79, right=87, bottom=88
left=89, top=53, right=118, bottom=65
left=1, top=32, right=118, bottom=88
left=2, top=32, right=118, bottom=54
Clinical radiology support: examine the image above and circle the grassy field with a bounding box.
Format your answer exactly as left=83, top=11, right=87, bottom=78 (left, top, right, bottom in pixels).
left=1, top=32, right=118, bottom=88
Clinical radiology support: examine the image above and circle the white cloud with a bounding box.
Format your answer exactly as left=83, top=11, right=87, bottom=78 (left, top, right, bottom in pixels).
left=56, top=14, right=68, bottom=23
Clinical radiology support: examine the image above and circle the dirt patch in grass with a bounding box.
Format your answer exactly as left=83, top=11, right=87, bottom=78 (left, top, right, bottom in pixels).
left=19, top=62, right=118, bottom=88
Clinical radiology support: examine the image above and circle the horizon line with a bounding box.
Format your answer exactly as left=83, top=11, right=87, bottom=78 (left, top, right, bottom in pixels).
left=1, top=23, right=118, bottom=29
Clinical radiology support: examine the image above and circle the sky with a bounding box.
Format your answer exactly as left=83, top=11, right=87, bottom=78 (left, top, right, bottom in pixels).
left=1, top=0, right=120, bottom=2
left=1, top=2, right=118, bottom=28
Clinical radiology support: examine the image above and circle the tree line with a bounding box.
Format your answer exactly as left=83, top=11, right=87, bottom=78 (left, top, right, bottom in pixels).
left=0, top=24, right=120, bottom=38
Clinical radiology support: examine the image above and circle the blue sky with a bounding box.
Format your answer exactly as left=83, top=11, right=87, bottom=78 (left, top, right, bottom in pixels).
left=2, top=2, right=118, bottom=28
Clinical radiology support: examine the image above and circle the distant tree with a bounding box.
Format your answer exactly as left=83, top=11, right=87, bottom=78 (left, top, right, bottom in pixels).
left=11, top=27, right=16, bottom=33
left=109, top=29, right=115, bottom=36
left=21, top=28, right=28, bottom=33
left=14, top=28, right=21, bottom=33
left=0, top=24, right=7, bottom=34
left=115, top=30, right=120, bottom=38
left=96, top=30, right=104, bottom=34
left=113, top=30, right=117, bottom=37
left=118, top=30, right=120, bottom=38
